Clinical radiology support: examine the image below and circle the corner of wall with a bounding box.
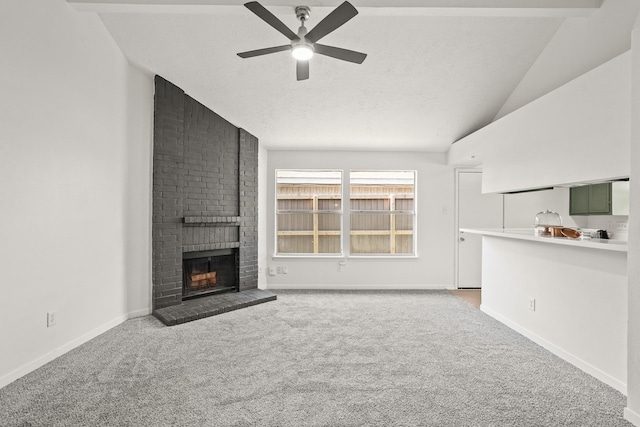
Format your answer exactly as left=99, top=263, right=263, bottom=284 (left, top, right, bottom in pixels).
left=494, top=0, right=639, bottom=120
left=258, top=144, right=268, bottom=289
left=625, top=10, right=640, bottom=422
left=125, top=66, right=154, bottom=316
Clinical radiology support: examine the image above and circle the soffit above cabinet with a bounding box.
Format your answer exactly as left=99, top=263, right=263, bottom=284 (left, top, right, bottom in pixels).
left=450, top=51, right=630, bottom=194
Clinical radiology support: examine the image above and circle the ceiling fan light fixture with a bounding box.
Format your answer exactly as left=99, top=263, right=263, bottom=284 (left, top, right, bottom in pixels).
left=238, top=1, right=366, bottom=80
left=292, top=43, right=314, bottom=61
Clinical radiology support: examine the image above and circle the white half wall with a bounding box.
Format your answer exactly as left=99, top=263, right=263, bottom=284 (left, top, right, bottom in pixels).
left=265, top=150, right=454, bottom=289
left=481, top=236, right=628, bottom=393
left=0, top=0, right=153, bottom=388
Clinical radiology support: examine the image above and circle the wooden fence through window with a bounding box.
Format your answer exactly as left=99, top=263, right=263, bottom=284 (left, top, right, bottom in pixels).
left=277, top=184, right=414, bottom=254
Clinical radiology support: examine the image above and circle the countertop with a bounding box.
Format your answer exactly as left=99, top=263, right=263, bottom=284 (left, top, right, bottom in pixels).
left=460, top=228, right=628, bottom=253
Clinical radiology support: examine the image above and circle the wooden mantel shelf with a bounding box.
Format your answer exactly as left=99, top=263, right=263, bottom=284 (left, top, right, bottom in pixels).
left=184, top=216, right=241, bottom=225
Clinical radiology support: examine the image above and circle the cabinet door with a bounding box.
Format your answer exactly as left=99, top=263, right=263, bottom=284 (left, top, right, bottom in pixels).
left=570, top=185, right=590, bottom=215
left=589, top=182, right=612, bottom=214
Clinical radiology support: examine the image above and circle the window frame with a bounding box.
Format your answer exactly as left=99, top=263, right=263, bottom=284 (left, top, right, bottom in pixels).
left=348, top=170, right=417, bottom=258
left=272, top=169, right=418, bottom=259
left=274, top=169, right=344, bottom=258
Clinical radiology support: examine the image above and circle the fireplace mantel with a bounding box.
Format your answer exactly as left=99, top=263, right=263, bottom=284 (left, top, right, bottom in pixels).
left=183, top=216, right=241, bottom=225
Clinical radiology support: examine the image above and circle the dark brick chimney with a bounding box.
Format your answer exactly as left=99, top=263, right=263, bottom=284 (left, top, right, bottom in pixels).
left=152, top=76, right=258, bottom=311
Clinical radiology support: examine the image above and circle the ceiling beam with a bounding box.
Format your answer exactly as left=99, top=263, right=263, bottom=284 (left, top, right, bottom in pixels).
left=68, top=0, right=602, bottom=17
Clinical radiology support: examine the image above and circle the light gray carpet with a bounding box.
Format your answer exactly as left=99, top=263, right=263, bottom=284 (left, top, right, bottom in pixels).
left=0, top=290, right=630, bottom=426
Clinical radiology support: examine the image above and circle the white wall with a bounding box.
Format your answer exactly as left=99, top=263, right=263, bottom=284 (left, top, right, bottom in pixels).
left=448, top=51, right=631, bottom=181
left=482, top=236, right=627, bottom=393
left=449, top=0, right=639, bottom=168
left=447, top=1, right=640, bottom=415
left=258, top=143, right=268, bottom=289
left=503, top=187, right=629, bottom=240
left=124, top=61, right=154, bottom=316
left=495, top=0, right=640, bottom=119
left=503, top=188, right=579, bottom=229
left=265, top=150, right=454, bottom=289
left=0, top=0, right=153, bottom=388
left=625, top=10, right=640, bottom=426
left=483, top=51, right=630, bottom=193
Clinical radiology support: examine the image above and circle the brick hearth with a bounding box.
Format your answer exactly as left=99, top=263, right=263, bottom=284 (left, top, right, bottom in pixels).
left=154, top=289, right=276, bottom=326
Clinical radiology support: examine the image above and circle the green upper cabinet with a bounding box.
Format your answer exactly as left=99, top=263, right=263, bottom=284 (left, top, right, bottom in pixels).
left=588, top=182, right=612, bottom=214
left=569, top=185, right=590, bottom=215
left=570, top=182, right=629, bottom=216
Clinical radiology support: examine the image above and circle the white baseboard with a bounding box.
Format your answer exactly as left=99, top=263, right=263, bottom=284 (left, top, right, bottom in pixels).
left=128, top=307, right=152, bottom=318
left=0, top=313, right=131, bottom=390
left=481, top=304, right=627, bottom=395
left=625, top=407, right=640, bottom=426
left=266, top=283, right=452, bottom=290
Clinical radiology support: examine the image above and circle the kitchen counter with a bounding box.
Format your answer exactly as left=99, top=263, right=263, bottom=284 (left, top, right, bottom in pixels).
left=470, top=227, right=627, bottom=393
left=460, top=227, right=627, bottom=253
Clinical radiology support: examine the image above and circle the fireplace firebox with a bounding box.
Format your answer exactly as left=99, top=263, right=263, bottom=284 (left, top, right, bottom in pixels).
left=182, top=249, right=238, bottom=300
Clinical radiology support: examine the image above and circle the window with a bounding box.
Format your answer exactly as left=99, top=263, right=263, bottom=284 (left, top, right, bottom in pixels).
left=275, top=169, right=416, bottom=257
left=350, top=170, right=416, bottom=255
left=276, top=170, right=342, bottom=255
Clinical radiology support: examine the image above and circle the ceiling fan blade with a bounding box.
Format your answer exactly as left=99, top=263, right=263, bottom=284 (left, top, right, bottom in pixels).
left=237, top=45, right=291, bottom=58
left=296, top=60, right=309, bottom=81
left=244, top=2, right=299, bottom=41
left=314, top=44, right=367, bottom=64
left=305, top=1, right=358, bottom=44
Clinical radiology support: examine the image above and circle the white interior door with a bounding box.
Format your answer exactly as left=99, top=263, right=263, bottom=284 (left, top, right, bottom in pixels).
left=457, top=171, right=504, bottom=289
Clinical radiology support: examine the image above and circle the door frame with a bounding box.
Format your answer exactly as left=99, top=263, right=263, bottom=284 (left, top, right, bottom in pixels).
left=454, top=168, right=497, bottom=289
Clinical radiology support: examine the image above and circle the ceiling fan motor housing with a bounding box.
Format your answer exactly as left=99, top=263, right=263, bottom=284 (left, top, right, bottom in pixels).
left=295, top=6, right=310, bottom=22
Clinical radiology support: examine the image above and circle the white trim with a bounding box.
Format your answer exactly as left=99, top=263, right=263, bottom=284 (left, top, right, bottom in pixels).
left=274, top=168, right=345, bottom=257
left=274, top=168, right=419, bottom=258
left=68, top=0, right=600, bottom=18
left=454, top=168, right=484, bottom=289
left=481, top=304, right=627, bottom=394
left=625, top=408, right=640, bottom=426
left=266, top=283, right=452, bottom=290
left=128, top=308, right=152, bottom=318
left=0, top=313, right=131, bottom=390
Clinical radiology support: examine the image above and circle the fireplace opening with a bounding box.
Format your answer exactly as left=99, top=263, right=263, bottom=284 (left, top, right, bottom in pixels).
left=182, top=249, right=238, bottom=300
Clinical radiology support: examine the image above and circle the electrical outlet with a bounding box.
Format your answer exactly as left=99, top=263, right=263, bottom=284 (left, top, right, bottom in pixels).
left=276, top=266, right=283, bottom=274
left=616, top=221, right=629, bottom=231
left=338, top=261, right=346, bottom=272
left=47, top=311, right=57, bottom=327
left=268, top=267, right=276, bottom=276
left=528, top=297, right=536, bottom=312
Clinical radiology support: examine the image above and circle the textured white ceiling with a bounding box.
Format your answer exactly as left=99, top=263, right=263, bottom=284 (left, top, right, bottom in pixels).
left=95, top=2, right=572, bottom=151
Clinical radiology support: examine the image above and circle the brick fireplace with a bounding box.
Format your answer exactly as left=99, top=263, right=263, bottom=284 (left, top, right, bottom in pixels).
left=151, top=76, right=274, bottom=325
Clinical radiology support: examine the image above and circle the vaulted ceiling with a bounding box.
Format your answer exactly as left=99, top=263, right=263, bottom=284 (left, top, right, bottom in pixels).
left=71, top=0, right=601, bottom=151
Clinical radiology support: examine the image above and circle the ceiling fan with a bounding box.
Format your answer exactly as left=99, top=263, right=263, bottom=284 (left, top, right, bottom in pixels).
left=237, top=1, right=367, bottom=81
